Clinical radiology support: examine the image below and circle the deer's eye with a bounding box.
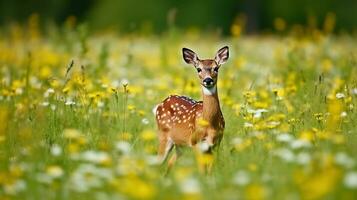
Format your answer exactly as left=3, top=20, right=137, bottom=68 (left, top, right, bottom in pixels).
left=196, top=68, right=202, bottom=73
left=213, top=67, right=219, bottom=72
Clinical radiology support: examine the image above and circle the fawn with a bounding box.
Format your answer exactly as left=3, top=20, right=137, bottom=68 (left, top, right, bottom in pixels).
left=154, top=46, right=229, bottom=170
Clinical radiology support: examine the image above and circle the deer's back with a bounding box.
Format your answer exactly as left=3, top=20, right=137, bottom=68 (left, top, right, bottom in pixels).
left=155, top=95, right=203, bottom=145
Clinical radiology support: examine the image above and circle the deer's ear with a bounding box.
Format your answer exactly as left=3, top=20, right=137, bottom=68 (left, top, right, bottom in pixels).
left=215, top=46, right=229, bottom=65
left=182, top=48, right=199, bottom=66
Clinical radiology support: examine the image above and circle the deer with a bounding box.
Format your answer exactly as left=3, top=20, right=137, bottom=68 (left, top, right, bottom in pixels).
left=154, top=46, right=229, bottom=172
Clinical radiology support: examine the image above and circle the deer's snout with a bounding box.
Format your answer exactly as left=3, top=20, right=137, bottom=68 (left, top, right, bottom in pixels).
left=203, top=77, right=214, bottom=87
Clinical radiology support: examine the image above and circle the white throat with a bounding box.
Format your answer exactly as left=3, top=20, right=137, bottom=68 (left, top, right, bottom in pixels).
left=202, top=85, right=217, bottom=96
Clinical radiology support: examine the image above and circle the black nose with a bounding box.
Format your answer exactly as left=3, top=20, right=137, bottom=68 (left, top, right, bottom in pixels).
left=203, top=78, right=214, bottom=86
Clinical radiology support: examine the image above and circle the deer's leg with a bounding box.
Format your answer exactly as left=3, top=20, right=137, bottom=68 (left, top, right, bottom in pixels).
left=158, top=133, right=174, bottom=164
left=165, top=146, right=182, bottom=175
left=167, top=146, right=182, bottom=168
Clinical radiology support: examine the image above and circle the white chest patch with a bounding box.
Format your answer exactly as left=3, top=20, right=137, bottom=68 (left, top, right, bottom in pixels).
left=202, top=85, right=217, bottom=96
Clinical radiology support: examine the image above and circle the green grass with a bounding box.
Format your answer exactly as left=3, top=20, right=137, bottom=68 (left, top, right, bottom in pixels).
left=0, top=23, right=357, bottom=199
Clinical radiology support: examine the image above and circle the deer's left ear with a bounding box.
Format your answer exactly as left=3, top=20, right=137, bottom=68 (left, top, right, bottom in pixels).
left=215, top=46, right=229, bottom=65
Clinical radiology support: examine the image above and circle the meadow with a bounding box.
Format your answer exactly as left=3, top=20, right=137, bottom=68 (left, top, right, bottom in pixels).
left=0, top=16, right=357, bottom=199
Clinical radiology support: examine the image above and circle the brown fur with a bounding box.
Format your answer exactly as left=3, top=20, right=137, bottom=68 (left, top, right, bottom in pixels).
left=155, top=46, right=229, bottom=171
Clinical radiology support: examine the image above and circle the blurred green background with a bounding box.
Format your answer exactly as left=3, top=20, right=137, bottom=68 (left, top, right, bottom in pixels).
left=0, top=0, right=356, bottom=34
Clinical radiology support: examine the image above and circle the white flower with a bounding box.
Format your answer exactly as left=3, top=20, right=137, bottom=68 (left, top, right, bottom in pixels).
left=344, top=172, right=357, bottom=188
left=141, top=118, right=149, bottom=124
left=247, top=108, right=268, bottom=118
left=290, top=139, right=311, bottom=149
left=233, top=170, right=250, bottom=186
left=51, top=105, right=56, bottom=111
left=97, top=101, right=104, bottom=108
left=336, top=93, right=345, bottom=99
left=145, top=155, right=161, bottom=165
left=41, top=102, right=50, bottom=107
left=351, top=88, right=357, bottom=95
left=296, top=152, right=311, bottom=165
left=44, top=88, right=55, bottom=97
left=65, top=99, right=75, bottom=106
left=80, top=150, right=110, bottom=164
left=244, top=122, right=253, bottom=128
left=121, top=79, right=129, bottom=86
left=273, top=148, right=295, bottom=162
left=231, top=137, right=243, bottom=145
left=3, top=179, right=26, bottom=195
left=115, top=141, right=131, bottom=154
left=340, top=112, right=347, bottom=117
left=46, top=166, right=64, bottom=178
left=335, top=152, right=355, bottom=169
left=51, top=144, right=62, bottom=156
left=15, top=88, right=23, bottom=95
left=70, top=164, right=113, bottom=192
left=276, top=133, right=294, bottom=142
left=180, top=177, right=201, bottom=194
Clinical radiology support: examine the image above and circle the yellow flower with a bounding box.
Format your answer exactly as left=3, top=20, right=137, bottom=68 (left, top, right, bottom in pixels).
left=46, top=165, right=64, bottom=178
left=299, top=130, right=314, bottom=142
left=245, top=183, right=267, bottom=200
left=294, top=164, right=342, bottom=199
left=197, top=118, right=209, bottom=127
left=117, top=132, right=132, bottom=141
left=140, top=130, right=156, bottom=141
left=63, top=129, right=81, bottom=139
left=117, top=176, right=156, bottom=199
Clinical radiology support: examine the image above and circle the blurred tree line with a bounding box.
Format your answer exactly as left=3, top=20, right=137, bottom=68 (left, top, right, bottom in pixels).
left=0, top=0, right=356, bottom=34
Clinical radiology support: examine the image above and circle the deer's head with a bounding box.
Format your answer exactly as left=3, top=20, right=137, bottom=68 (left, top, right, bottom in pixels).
left=182, top=46, right=229, bottom=95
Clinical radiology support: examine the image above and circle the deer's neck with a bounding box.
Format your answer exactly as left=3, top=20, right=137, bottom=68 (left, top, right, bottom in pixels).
left=202, top=86, right=222, bottom=123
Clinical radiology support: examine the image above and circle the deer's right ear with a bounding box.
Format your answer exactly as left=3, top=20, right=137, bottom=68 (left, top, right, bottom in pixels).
left=182, top=48, right=199, bottom=66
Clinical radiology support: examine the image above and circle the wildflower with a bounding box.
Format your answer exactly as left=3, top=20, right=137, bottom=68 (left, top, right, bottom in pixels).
left=247, top=108, right=268, bottom=118
left=70, top=164, right=113, bottom=193
left=63, top=129, right=81, bottom=139
left=197, top=118, right=209, bottom=127
left=290, top=139, right=311, bottom=149
left=65, top=99, right=76, bottom=106
left=273, top=148, right=295, bottom=162
left=344, top=172, right=357, bottom=189
left=233, top=170, right=250, bottom=186
left=140, top=130, right=156, bottom=141
left=335, top=93, right=345, bottom=99
left=335, top=152, right=355, bottom=169
left=141, top=118, right=149, bottom=125
left=115, top=141, right=131, bottom=154
left=46, top=165, right=64, bottom=178
left=351, top=88, right=357, bottom=95
left=43, top=88, right=55, bottom=97
left=276, top=133, right=294, bottom=142
left=245, top=183, right=267, bottom=200
left=296, top=152, right=311, bottom=165
left=180, top=177, right=201, bottom=194
left=50, top=144, right=62, bottom=156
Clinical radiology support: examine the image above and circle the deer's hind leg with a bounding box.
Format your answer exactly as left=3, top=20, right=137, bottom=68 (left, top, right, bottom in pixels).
left=158, top=131, right=174, bottom=164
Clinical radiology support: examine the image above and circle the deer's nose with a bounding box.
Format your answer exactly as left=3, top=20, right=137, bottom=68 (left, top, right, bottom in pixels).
left=203, top=78, right=214, bottom=86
